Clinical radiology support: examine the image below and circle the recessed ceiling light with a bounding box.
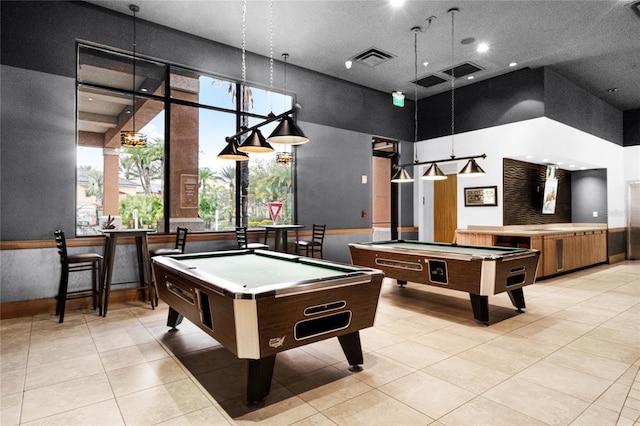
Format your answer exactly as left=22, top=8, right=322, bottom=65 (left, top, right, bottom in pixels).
left=476, top=43, right=489, bottom=53
left=569, top=164, right=576, bottom=168
left=467, top=75, right=474, bottom=80
left=580, top=167, right=587, bottom=170
left=607, top=87, right=618, bottom=92
left=556, top=162, right=563, bottom=165
left=509, top=62, right=517, bottom=67
left=141, top=87, right=148, bottom=92
left=389, top=0, right=405, bottom=7
left=423, top=61, right=429, bottom=67
left=345, top=60, right=352, bottom=69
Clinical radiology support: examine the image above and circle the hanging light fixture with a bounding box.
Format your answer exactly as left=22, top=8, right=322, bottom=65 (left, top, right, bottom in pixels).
left=218, top=138, right=249, bottom=161
left=267, top=53, right=309, bottom=145
left=120, top=4, right=147, bottom=148
left=276, top=151, right=294, bottom=164
left=422, top=163, right=447, bottom=180
left=238, top=128, right=273, bottom=153
left=391, top=166, right=414, bottom=183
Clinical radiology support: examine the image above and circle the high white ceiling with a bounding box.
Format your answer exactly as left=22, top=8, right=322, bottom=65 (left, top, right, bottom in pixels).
left=86, top=0, right=640, bottom=112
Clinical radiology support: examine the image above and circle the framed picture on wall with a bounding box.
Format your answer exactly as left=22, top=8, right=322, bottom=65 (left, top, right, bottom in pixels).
left=464, top=186, right=498, bottom=207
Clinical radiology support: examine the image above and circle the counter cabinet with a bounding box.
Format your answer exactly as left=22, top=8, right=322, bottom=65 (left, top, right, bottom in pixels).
left=456, top=228, right=607, bottom=278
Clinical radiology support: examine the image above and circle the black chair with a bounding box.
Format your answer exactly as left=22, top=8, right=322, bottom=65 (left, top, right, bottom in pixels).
left=236, top=227, right=269, bottom=250
left=149, top=227, right=188, bottom=256
left=54, top=230, right=103, bottom=323
left=295, top=224, right=326, bottom=258
left=149, top=227, right=188, bottom=306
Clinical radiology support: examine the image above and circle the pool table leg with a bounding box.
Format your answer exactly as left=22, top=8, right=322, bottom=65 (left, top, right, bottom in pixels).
left=167, top=306, right=184, bottom=328
left=507, top=288, right=526, bottom=312
left=337, top=331, right=364, bottom=372
left=246, top=354, right=276, bottom=407
left=469, top=294, right=489, bottom=324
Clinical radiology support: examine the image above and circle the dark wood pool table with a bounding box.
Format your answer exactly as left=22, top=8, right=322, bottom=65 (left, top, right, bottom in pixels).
left=152, top=249, right=383, bottom=406
left=349, top=240, right=540, bottom=324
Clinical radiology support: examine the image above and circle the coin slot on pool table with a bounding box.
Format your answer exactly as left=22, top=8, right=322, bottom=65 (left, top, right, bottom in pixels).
left=304, top=301, right=346, bottom=316
left=428, top=260, right=448, bottom=284
left=167, top=281, right=195, bottom=304
left=294, top=311, right=351, bottom=340
left=506, top=273, right=526, bottom=287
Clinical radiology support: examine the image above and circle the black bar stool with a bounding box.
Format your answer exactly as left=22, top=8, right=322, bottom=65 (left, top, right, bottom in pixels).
left=54, top=230, right=103, bottom=323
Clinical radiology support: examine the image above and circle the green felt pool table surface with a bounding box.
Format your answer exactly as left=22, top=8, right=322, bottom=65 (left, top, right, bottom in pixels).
left=357, top=240, right=528, bottom=257
left=178, top=252, right=360, bottom=289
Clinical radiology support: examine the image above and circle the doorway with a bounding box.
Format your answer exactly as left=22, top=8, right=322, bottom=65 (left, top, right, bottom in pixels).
left=372, top=138, right=398, bottom=241
left=433, top=173, right=458, bottom=243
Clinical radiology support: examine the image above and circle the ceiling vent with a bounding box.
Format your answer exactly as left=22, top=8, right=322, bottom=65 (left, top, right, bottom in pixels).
left=441, top=62, right=483, bottom=78
left=352, top=47, right=396, bottom=67
left=413, top=75, right=448, bottom=88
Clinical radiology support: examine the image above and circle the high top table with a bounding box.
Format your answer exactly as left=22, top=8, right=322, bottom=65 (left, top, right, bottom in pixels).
left=101, top=229, right=155, bottom=316
left=262, top=224, right=304, bottom=253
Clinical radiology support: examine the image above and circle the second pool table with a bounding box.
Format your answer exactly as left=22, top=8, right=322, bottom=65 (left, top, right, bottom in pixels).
left=349, top=240, right=540, bottom=324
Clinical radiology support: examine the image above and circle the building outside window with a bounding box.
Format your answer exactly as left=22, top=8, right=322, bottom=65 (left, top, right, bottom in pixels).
left=76, top=44, right=294, bottom=235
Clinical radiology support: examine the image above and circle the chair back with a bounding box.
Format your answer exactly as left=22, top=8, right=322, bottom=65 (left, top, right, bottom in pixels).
left=312, top=224, right=326, bottom=244
left=54, top=230, right=69, bottom=265
left=235, top=226, right=249, bottom=248
left=175, top=227, right=188, bottom=253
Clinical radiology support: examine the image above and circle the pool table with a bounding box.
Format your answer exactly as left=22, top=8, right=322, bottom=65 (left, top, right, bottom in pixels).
left=152, top=249, right=383, bottom=406
left=349, top=240, right=540, bottom=324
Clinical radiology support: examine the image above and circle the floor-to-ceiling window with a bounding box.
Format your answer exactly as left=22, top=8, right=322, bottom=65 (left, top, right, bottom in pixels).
left=76, top=44, right=294, bottom=235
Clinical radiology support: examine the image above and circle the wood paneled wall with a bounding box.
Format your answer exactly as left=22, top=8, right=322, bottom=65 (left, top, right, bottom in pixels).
left=503, top=158, right=571, bottom=225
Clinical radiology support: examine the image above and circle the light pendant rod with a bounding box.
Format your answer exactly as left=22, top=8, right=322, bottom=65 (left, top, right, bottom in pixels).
left=398, top=153, right=486, bottom=168
left=449, top=7, right=458, bottom=159
left=225, top=105, right=298, bottom=143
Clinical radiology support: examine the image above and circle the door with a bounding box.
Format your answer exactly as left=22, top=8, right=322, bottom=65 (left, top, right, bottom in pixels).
left=630, top=182, right=640, bottom=260
left=372, top=156, right=391, bottom=241
left=433, top=174, right=457, bottom=243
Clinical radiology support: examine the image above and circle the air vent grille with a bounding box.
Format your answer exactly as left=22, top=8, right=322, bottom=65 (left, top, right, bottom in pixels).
left=352, top=47, right=396, bottom=67
left=441, top=62, right=483, bottom=78
left=414, top=75, right=448, bottom=88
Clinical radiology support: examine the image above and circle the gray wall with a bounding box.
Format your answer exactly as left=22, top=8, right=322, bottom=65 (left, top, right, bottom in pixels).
left=571, top=169, right=608, bottom=224
left=1, top=1, right=414, bottom=242
left=544, top=68, right=623, bottom=145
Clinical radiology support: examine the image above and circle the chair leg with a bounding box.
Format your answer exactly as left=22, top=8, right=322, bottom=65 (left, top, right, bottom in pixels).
left=57, top=269, right=69, bottom=323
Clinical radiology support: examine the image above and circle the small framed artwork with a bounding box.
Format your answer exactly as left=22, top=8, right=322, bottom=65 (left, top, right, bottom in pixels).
left=464, top=186, right=498, bottom=207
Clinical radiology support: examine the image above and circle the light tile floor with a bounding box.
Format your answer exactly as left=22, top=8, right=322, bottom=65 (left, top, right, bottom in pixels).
left=1, top=261, right=639, bottom=425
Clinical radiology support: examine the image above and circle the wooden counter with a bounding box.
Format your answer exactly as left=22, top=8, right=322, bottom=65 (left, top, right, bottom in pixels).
left=456, top=224, right=608, bottom=278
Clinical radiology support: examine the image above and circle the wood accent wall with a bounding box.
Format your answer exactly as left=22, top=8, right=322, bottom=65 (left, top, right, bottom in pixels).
left=503, top=158, right=571, bottom=225
left=434, top=174, right=458, bottom=243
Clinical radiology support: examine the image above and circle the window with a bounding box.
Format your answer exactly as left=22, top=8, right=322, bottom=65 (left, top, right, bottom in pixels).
left=76, top=44, right=294, bottom=235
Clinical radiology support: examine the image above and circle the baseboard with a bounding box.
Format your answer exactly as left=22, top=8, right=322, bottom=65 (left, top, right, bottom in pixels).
left=0, top=288, right=143, bottom=320
left=608, top=253, right=627, bottom=264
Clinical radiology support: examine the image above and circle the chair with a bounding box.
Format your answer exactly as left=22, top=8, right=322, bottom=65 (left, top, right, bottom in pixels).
left=149, top=227, right=188, bottom=307
left=54, top=230, right=103, bottom=323
left=236, top=227, right=269, bottom=250
left=295, top=224, right=326, bottom=258
left=149, top=227, right=188, bottom=256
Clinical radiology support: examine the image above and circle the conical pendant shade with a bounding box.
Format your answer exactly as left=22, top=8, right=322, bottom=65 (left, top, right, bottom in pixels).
left=238, top=129, right=274, bottom=153
left=217, top=140, right=249, bottom=161
left=459, top=159, right=486, bottom=176
left=421, top=163, right=448, bottom=180
left=391, top=167, right=414, bottom=183
left=267, top=116, right=309, bottom=145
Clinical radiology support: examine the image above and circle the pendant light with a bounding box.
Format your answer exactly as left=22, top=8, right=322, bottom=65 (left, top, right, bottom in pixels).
left=120, top=4, right=147, bottom=148
left=391, top=166, right=414, bottom=183
left=422, top=163, right=447, bottom=180
left=238, top=129, right=274, bottom=153
left=218, top=138, right=249, bottom=161
left=267, top=54, right=309, bottom=145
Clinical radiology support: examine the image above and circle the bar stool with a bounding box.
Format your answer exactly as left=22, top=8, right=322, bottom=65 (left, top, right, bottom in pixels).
left=149, top=227, right=188, bottom=306
left=149, top=227, right=188, bottom=257
left=54, top=230, right=103, bottom=323
left=295, top=224, right=326, bottom=258
left=236, top=227, right=269, bottom=250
